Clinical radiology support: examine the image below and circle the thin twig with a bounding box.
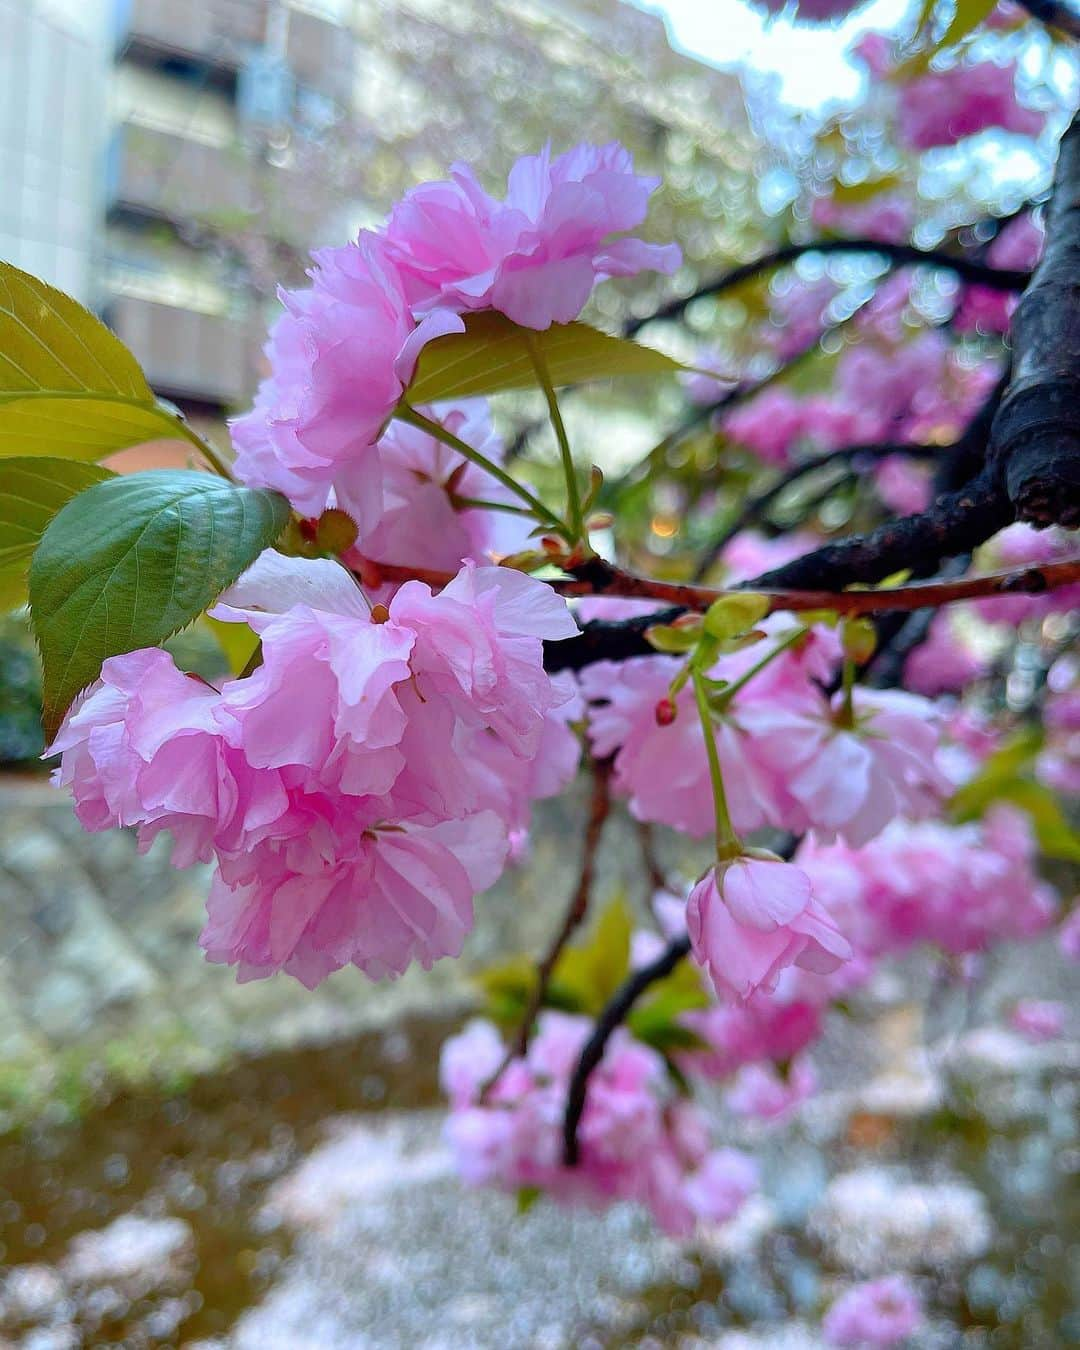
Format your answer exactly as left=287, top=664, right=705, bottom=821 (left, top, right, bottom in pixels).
left=625, top=239, right=1030, bottom=336
left=482, top=759, right=613, bottom=1097
left=563, top=936, right=692, bottom=1166
left=692, top=441, right=933, bottom=581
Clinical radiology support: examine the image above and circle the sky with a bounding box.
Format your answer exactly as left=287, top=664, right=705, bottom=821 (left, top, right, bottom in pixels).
left=631, top=0, right=912, bottom=109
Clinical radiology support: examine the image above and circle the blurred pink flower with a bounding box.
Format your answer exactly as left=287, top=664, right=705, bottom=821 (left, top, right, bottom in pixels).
left=898, top=61, right=1045, bottom=151
left=823, top=1275, right=923, bottom=1347
left=1009, top=999, right=1067, bottom=1041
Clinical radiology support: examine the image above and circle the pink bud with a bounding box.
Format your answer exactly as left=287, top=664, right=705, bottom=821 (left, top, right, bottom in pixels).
left=655, top=697, right=677, bottom=726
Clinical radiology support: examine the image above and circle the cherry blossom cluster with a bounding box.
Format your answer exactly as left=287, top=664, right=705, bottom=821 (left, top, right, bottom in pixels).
left=51, top=554, right=580, bottom=986
left=231, top=141, right=679, bottom=533
left=440, top=1012, right=759, bottom=1236
left=796, top=806, right=1059, bottom=959
left=580, top=620, right=949, bottom=851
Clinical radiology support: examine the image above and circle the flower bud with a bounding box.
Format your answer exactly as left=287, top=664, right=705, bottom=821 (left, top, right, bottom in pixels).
left=315, top=508, right=359, bottom=555
left=655, top=696, right=677, bottom=726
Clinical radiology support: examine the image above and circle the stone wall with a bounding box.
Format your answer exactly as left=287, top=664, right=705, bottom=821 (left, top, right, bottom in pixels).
left=0, top=776, right=702, bottom=1081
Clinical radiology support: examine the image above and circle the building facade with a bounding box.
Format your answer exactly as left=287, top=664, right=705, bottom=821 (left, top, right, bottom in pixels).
left=1, top=0, right=759, bottom=422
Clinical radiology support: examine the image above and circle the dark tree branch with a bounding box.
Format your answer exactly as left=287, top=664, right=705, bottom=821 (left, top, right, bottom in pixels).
left=1014, top=0, right=1080, bottom=39
left=988, top=110, right=1080, bottom=527
left=541, top=554, right=1080, bottom=671
left=625, top=240, right=1030, bottom=336
left=749, top=468, right=1012, bottom=591
left=563, top=935, right=692, bottom=1167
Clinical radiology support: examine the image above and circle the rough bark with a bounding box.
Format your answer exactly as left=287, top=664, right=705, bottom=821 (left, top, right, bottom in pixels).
left=989, top=110, right=1080, bottom=527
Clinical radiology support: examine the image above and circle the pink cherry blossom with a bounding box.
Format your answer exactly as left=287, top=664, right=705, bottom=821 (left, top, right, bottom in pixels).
left=346, top=399, right=530, bottom=581
left=743, top=687, right=952, bottom=846
left=1009, top=999, right=1067, bottom=1042
left=201, top=811, right=508, bottom=986
left=765, top=276, right=838, bottom=359
left=682, top=1148, right=760, bottom=1223
left=231, top=235, right=463, bottom=530
left=681, top=349, right=737, bottom=405
left=797, top=806, right=1059, bottom=959
left=811, top=194, right=915, bottom=244
left=973, top=523, right=1080, bottom=622
left=686, top=856, right=851, bottom=1001
left=1059, top=908, right=1080, bottom=963
left=722, top=387, right=808, bottom=465
left=898, top=60, right=1045, bottom=152
left=874, top=455, right=932, bottom=516
left=823, top=1275, right=923, bottom=1347
left=952, top=213, right=1043, bottom=337
left=53, top=553, right=577, bottom=989
left=904, top=611, right=988, bottom=696
left=719, top=529, right=822, bottom=584
left=851, top=32, right=893, bottom=77
left=580, top=653, right=796, bottom=838
left=756, top=0, right=865, bottom=20
left=682, top=992, right=824, bottom=1080
left=383, top=141, right=681, bottom=330
left=440, top=1011, right=757, bottom=1235
left=725, top=1056, right=818, bottom=1122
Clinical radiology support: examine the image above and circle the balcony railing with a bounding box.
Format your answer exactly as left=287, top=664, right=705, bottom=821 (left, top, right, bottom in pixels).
left=115, top=0, right=354, bottom=103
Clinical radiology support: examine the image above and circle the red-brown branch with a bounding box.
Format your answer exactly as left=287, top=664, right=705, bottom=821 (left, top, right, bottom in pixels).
left=482, top=758, right=613, bottom=1098
left=356, top=554, right=1080, bottom=619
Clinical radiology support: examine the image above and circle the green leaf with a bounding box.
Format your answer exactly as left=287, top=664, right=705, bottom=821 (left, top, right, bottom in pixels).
left=0, top=260, right=219, bottom=465
left=897, top=0, right=999, bottom=75
left=551, top=896, right=634, bottom=1015
left=0, top=458, right=115, bottom=611
left=29, top=470, right=291, bottom=735
left=0, top=562, right=30, bottom=613
left=989, top=781, right=1080, bottom=864
left=0, top=457, right=114, bottom=568
left=829, top=173, right=903, bottom=206
left=202, top=615, right=259, bottom=676
left=473, top=955, right=539, bottom=1026
left=516, top=1186, right=542, bottom=1215
left=949, top=729, right=1043, bottom=820
left=404, top=312, right=685, bottom=404
left=645, top=622, right=701, bottom=654
left=0, top=259, right=150, bottom=399
left=703, top=592, right=770, bottom=641
left=0, top=394, right=195, bottom=463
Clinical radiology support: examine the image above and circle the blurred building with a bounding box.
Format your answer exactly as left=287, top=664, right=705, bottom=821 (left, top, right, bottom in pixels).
left=0, top=0, right=108, bottom=301
left=1, top=0, right=758, bottom=423
left=104, top=0, right=355, bottom=418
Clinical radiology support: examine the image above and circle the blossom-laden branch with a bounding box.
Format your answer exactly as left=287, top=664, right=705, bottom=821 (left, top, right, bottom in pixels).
left=356, top=554, right=1080, bottom=673
left=485, top=757, right=613, bottom=1093
left=624, top=238, right=1031, bottom=337
left=988, top=109, right=1080, bottom=527
left=563, top=935, right=692, bottom=1166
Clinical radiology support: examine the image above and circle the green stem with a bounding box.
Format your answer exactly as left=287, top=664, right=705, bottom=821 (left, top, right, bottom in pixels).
left=522, top=332, right=587, bottom=547
left=837, top=649, right=857, bottom=728
left=449, top=495, right=539, bottom=517
left=396, top=404, right=562, bottom=529
left=691, top=667, right=740, bottom=860
left=175, top=420, right=234, bottom=480
left=714, top=627, right=808, bottom=707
